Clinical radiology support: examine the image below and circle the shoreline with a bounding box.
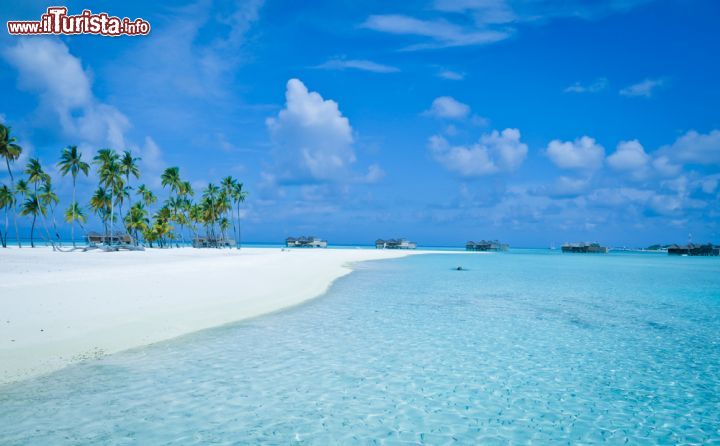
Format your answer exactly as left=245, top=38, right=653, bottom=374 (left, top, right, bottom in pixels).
left=0, top=247, right=469, bottom=385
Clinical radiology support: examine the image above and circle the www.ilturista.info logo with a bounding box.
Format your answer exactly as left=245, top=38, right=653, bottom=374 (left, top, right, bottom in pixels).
left=7, top=7, right=151, bottom=36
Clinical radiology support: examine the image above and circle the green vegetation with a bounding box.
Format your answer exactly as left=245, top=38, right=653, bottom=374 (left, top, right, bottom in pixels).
left=0, top=122, right=248, bottom=249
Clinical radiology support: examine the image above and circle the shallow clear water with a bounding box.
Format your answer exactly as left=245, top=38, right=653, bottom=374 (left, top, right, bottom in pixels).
left=2, top=251, right=719, bottom=444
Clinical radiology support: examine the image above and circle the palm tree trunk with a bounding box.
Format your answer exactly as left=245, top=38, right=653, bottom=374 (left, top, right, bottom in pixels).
left=1, top=207, right=7, bottom=248
left=71, top=176, right=76, bottom=247
left=230, top=205, right=238, bottom=249
left=118, top=202, right=130, bottom=243
left=30, top=215, right=36, bottom=248
left=1, top=208, right=7, bottom=248
left=236, top=203, right=241, bottom=250
left=109, top=185, right=114, bottom=246
left=5, top=158, right=21, bottom=247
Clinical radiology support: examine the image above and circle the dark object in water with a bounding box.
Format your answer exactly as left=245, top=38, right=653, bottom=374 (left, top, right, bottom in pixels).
left=455, top=266, right=465, bottom=271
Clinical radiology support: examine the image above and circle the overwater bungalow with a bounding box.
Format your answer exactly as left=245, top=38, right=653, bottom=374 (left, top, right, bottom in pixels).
left=86, top=231, right=132, bottom=245
left=375, top=238, right=417, bottom=249
left=667, top=243, right=719, bottom=256
left=192, top=236, right=235, bottom=248
left=466, top=240, right=509, bottom=252
left=286, top=236, right=328, bottom=248
left=561, top=242, right=608, bottom=253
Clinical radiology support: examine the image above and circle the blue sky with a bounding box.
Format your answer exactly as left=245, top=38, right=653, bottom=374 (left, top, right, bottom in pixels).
left=1, top=0, right=719, bottom=247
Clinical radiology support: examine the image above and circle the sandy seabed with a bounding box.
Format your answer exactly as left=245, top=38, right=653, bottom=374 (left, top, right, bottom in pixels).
left=0, top=246, right=459, bottom=385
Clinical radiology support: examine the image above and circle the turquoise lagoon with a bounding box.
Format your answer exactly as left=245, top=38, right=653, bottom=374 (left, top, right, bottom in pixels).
left=1, top=250, right=719, bottom=444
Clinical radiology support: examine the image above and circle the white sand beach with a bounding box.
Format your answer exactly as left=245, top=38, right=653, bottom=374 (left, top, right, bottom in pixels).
left=0, top=247, right=457, bottom=385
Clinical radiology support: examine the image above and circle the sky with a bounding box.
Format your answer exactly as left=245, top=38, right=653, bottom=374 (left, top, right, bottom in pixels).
left=1, top=0, right=719, bottom=247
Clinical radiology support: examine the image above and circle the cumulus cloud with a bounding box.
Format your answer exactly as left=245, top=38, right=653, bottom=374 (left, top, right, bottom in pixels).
left=266, top=79, right=357, bottom=183
left=3, top=38, right=130, bottom=149
left=315, top=58, right=399, bottom=73
left=564, top=78, right=608, bottom=94
left=607, top=140, right=649, bottom=171
left=546, top=136, right=605, bottom=170
left=429, top=128, right=527, bottom=177
left=658, top=129, right=720, bottom=165
left=620, top=78, right=664, bottom=97
left=652, top=156, right=682, bottom=177
left=425, top=96, right=471, bottom=119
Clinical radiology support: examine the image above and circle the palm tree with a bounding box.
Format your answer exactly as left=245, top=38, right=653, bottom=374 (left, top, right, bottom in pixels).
left=231, top=182, right=248, bottom=249
left=115, top=183, right=132, bottom=238
left=94, top=149, right=122, bottom=244
left=161, top=167, right=184, bottom=246
left=148, top=206, right=173, bottom=248
left=0, top=124, right=23, bottom=247
left=136, top=184, right=157, bottom=207
left=15, top=179, right=29, bottom=197
left=64, top=203, right=87, bottom=239
left=161, top=167, right=182, bottom=195
left=25, top=158, right=48, bottom=193
left=221, top=176, right=238, bottom=247
left=14, top=179, right=29, bottom=247
left=219, top=216, right=230, bottom=243
left=202, top=183, right=220, bottom=243
left=20, top=193, right=44, bottom=248
left=90, top=187, right=112, bottom=237
left=119, top=150, right=140, bottom=205
left=58, top=145, right=89, bottom=247
left=166, top=195, right=190, bottom=247
left=0, top=184, right=13, bottom=248
left=124, top=202, right=149, bottom=246
left=39, top=179, right=60, bottom=244
left=188, top=203, right=202, bottom=243
left=217, top=190, right=231, bottom=247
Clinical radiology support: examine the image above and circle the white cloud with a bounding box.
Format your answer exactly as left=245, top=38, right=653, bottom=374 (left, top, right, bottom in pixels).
left=363, top=164, right=386, bottom=183
left=588, top=187, right=654, bottom=207
left=564, top=78, right=608, bottom=94
left=549, top=176, right=590, bottom=197
left=266, top=79, right=356, bottom=183
left=433, top=0, right=516, bottom=24
left=363, top=1, right=650, bottom=50
left=658, top=129, right=720, bottom=165
left=361, top=15, right=511, bottom=50
left=620, top=78, right=664, bottom=97
left=315, top=58, right=399, bottom=73
left=546, top=136, right=605, bottom=170
left=3, top=38, right=130, bottom=149
left=425, top=96, right=471, bottom=119
left=430, top=128, right=527, bottom=177
left=607, top=140, right=649, bottom=171
left=432, top=0, right=652, bottom=24
left=438, top=69, right=465, bottom=80
left=652, top=156, right=682, bottom=177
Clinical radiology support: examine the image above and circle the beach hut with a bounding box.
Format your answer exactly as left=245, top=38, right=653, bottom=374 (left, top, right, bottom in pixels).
left=86, top=231, right=132, bottom=245
left=192, top=235, right=235, bottom=248
left=465, top=240, right=509, bottom=251
left=561, top=242, right=608, bottom=253
left=286, top=236, right=327, bottom=248
left=375, top=238, right=417, bottom=249
left=668, top=243, right=719, bottom=256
